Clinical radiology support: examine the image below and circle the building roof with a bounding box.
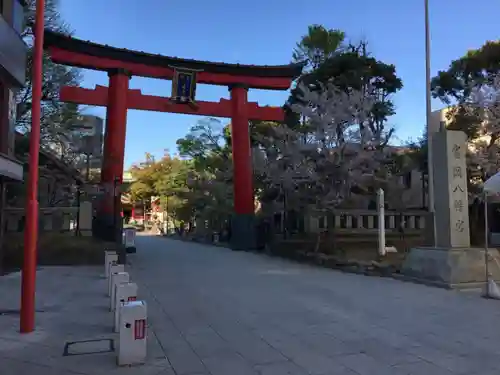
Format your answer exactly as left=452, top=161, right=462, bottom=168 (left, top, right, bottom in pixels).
left=44, top=30, right=304, bottom=79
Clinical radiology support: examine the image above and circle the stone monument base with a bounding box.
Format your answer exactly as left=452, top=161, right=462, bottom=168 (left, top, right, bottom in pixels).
left=401, top=247, right=500, bottom=289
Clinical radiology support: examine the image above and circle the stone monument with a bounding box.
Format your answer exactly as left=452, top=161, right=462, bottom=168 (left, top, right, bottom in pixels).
left=78, top=200, right=93, bottom=236
left=402, top=128, right=500, bottom=288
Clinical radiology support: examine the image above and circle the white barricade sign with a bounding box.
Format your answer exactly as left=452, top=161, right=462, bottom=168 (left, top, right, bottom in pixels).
left=105, top=252, right=118, bottom=278
left=110, top=272, right=130, bottom=311
left=123, top=228, right=136, bottom=249
left=114, top=282, right=138, bottom=333
left=108, top=264, right=125, bottom=296
left=118, top=301, right=147, bottom=366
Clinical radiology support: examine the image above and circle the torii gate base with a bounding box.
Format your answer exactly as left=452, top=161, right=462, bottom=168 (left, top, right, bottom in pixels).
left=44, top=30, right=302, bottom=251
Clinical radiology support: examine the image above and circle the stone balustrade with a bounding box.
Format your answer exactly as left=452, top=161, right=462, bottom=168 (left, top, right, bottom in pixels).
left=309, top=210, right=428, bottom=234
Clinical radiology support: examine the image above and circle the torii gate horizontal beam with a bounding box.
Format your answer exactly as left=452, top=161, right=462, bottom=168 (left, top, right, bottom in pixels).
left=60, top=85, right=285, bottom=122
left=49, top=47, right=295, bottom=90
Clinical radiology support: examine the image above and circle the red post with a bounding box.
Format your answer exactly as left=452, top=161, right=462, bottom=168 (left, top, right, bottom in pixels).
left=229, top=85, right=255, bottom=250
left=20, top=0, right=45, bottom=334
left=101, top=69, right=129, bottom=189
left=99, top=69, right=129, bottom=239
left=230, top=85, right=253, bottom=214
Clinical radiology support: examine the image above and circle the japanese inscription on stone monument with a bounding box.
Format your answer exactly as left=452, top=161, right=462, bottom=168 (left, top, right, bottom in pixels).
left=447, top=133, right=470, bottom=247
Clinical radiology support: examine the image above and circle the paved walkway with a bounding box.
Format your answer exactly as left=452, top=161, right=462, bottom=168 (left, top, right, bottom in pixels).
left=2, top=235, right=500, bottom=374
left=130, top=235, right=500, bottom=375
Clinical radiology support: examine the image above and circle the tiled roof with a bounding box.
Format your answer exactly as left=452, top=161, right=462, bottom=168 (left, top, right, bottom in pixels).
left=44, top=30, right=304, bottom=78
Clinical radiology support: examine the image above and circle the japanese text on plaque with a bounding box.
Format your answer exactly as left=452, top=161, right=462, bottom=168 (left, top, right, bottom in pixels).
left=451, top=144, right=466, bottom=233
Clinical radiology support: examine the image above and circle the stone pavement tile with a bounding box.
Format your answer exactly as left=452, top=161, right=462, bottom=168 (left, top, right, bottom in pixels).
left=254, top=360, right=309, bottom=375
left=215, top=326, right=287, bottom=365
left=1, top=333, right=171, bottom=374
left=211, top=323, right=259, bottom=342
left=316, top=323, right=366, bottom=342
left=362, top=325, right=419, bottom=349
left=410, top=332, right=472, bottom=356
left=183, top=328, right=233, bottom=358
left=0, top=323, right=56, bottom=349
left=392, top=360, right=455, bottom=375
left=255, top=328, right=310, bottom=360
left=149, top=316, right=184, bottom=340
left=47, top=351, right=171, bottom=375
left=0, top=356, right=84, bottom=375
left=149, top=369, right=176, bottom=375
left=201, top=352, right=259, bottom=375
left=0, top=318, right=113, bottom=352
left=0, top=315, right=19, bottom=337
left=298, top=332, right=355, bottom=357
left=230, top=337, right=287, bottom=365
left=162, top=342, right=207, bottom=375
left=2, top=339, right=170, bottom=375
left=0, top=338, right=65, bottom=368
left=336, top=353, right=399, bottom=375
left=153, top=330, right=189, bottom=353
left=341, top=338, right=421, bottom=366
left=407, top=344, right=494, bottom=374
left=289, top=352, right=350, bottom=375
left=459, top=347, right=500, bottom=372
left=169, top=317, right=213, bottom=337
left=147, top=333, right=170, bottom=367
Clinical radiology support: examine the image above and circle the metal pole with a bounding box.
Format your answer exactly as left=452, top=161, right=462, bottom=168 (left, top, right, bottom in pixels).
left=85, top=153, right=91, bottom=181
left=166, top=195, right=169, bottom=234
left=377, top=189, right=386, bottom=256
left=21, top=0, right=45, bottom=333
left=75, top=185, right=81, bottom=237
left=424, top=0, right=437, bottom=247
left=484, top=192, right=490, bottom=296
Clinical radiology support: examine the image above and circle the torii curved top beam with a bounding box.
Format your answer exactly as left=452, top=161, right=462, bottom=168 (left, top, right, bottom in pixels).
left=44, top=30, right=304, bottom=90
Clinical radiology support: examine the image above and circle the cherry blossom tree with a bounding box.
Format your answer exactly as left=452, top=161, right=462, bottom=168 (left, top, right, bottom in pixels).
left=463, top=73, right=500, bottom=197
left=254, top=80, right=401, bottom=238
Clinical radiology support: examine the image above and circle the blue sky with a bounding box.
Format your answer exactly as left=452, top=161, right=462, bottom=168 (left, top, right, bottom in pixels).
left=59, top=0, right=500, bottom=169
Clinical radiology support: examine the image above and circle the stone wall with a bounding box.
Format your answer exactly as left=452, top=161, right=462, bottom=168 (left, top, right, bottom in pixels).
left=4, top=201, right=92, bottom=235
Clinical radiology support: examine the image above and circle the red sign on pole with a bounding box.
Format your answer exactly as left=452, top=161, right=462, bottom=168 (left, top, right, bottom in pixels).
left=134, top=319, right=146, bottom=340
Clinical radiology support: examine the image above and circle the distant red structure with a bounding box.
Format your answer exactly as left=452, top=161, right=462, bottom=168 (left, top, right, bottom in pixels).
left=43, top=30, right=302, bottom=250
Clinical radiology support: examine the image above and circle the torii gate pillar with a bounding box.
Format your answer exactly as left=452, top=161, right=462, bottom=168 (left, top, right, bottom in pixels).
left=97, top=69, right=129, bottom=241
left=229, top=84, right=255, bottom=250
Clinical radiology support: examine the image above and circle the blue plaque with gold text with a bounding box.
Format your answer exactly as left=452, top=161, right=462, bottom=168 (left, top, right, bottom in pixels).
left=171, top=68, right=197, bottom=103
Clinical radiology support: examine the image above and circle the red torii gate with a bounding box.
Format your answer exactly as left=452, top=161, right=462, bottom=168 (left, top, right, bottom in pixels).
left=43, top=30, right=302, bottom=250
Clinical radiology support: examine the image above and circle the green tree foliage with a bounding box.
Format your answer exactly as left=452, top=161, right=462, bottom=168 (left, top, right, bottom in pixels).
left=176, top=118, right=234, bottom=227
left=423, top=41, right=500, bottom=199
left=176, top=118, right=231, bottom=173
left=287, top=26, right=403, bottom=142
left=16, top=0, right=83, bottom=159
left=128, top=119, right=235, bottom=229
left=292, top=24, right=346, bottom=71
left=129, top=153, right=192, bottom=223
left=431, top=41, right=500, bottom=139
